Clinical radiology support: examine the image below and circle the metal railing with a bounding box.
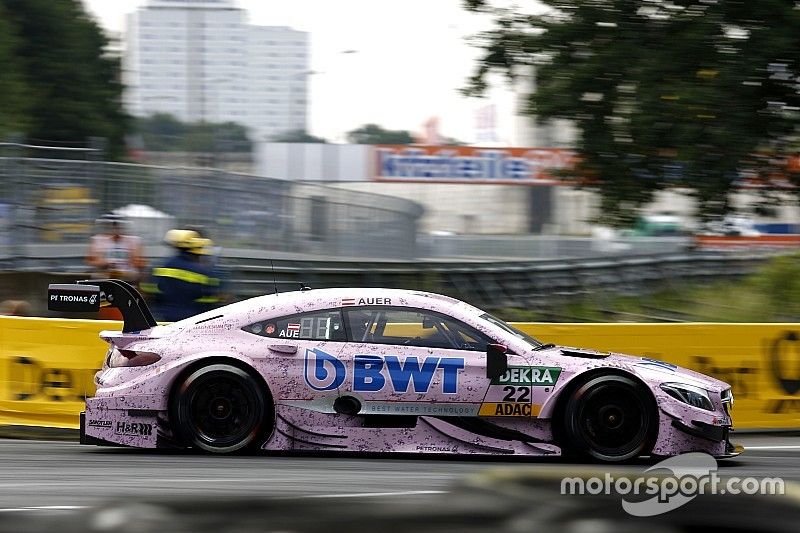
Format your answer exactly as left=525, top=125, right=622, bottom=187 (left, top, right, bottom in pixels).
left=0, top=250, right=772, bottom=317
left=0, top=156, right=423, bottom=259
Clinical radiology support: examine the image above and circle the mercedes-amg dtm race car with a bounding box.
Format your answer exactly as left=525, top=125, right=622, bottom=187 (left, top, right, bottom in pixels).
left=49, top=280, right=740, bottom=462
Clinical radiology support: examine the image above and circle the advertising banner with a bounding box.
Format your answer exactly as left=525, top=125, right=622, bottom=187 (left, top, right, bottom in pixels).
left=374, top=145, right=575, bottom=185
left=0, top=316, right=112, bottom=428
left=516, top=322, right=800, bottom=430
left=1, top=317, right=798, bottom=431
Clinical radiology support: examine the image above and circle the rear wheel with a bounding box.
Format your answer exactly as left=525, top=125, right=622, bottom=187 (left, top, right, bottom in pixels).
left=171, top=364, right=270, bottom=454
left=561, top=374, right=656, bottom=462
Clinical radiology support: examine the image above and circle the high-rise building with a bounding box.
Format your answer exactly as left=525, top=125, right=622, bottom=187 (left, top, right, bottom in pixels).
left=124, top=0, right=309, bottom=141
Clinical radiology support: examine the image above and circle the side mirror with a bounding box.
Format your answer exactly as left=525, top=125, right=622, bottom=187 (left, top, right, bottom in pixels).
left=486, top=343, right=508, bottom=380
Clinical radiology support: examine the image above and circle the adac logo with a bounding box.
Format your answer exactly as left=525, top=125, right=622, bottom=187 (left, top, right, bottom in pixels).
left=304, top=348, right=347, bottom=391
left=304, top=349, right=464, bottom=394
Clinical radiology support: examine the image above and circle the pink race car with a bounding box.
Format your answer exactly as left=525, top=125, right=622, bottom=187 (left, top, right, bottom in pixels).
left=49, top=280, right=739, bottom=462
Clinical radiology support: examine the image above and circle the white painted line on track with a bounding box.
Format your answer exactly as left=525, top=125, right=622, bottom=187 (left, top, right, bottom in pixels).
left=0, top=506, right=87, bottom=513
left=743, top=445, right=800, bottom=451
left=0, top=492, right=447, bottom=512
left=300, top=490, right=448, bottom=499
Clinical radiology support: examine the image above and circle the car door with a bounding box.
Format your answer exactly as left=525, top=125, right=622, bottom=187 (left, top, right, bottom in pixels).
left=338, top=306, right=492, bottom=418
left=242, top=308, right=348, bottom=404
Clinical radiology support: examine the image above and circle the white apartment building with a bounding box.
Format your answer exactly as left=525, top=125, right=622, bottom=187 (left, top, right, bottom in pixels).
left=124, top=0, right=309, bottom=141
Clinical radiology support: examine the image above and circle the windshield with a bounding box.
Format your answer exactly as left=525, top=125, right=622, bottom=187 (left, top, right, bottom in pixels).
left=479, top=313, right=543, bottom=349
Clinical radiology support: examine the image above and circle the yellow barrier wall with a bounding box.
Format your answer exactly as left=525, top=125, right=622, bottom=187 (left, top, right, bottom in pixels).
left=0, top=316, right=116, bottom=428
left=0, top=317, right=797, bottom=430
left=515, top=323, right=800, bottom=430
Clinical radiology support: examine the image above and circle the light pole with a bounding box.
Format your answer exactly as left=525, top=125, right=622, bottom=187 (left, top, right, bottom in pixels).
left=325, top=49, right=358, bottom=143
left=286, top=70, right=318, bottom=137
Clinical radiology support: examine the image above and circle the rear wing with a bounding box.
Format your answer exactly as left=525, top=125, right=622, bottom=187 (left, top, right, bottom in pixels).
left=48, top=279, right=157, bottom=333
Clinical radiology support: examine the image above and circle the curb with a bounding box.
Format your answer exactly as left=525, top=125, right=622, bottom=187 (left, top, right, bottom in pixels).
left=0, top=425, right=79, bottom=441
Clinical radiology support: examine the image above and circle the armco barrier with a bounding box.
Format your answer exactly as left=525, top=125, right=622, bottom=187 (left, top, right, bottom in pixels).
left=0, top=317, right=798, bottom=431
left=519, top=323, right=800, bottom=430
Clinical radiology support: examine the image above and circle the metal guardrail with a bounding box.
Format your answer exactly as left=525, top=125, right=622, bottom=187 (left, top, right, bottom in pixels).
left=222, top=251, right=767, bottom=311
left=0, top=248, right=774, bottom=316
left=0, top=156, right=423, bottom=259
left=417, top=234, right=693, bottom=260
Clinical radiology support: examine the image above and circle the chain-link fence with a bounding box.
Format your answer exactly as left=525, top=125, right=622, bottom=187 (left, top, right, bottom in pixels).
left=0, top=154, right=423, bottom=259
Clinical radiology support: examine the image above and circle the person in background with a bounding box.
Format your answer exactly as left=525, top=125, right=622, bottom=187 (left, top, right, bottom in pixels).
left=142, top=229, right=223, bottom=322
left=85, top=214, right=146, bottom=284
left=0, top=300, right=31, bottom=316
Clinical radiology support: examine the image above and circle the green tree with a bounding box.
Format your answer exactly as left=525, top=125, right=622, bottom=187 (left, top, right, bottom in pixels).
left=271, top=129, right=328, bottom=143
left=346, top=124, right=415, bottom=145
left=0, top=3, right=29, bottom=139
left=464, top=0, right=800, bottom=225
left=134, top=114, right=252, bottom=152
left=1, top=0, right=128, bottom=158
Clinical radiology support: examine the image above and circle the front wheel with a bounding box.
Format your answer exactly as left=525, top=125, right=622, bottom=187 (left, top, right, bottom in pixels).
left=561, top=374, right=657, bottom=462
left=171, top=364, right=270, bottom=454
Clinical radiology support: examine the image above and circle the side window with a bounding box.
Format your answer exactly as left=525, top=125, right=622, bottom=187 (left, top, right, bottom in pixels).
left=344, top=307, right=491, bottom=351
left=244, top=309, right=346, bottom=341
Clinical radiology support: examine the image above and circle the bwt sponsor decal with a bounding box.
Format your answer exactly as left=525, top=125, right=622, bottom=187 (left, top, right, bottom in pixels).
left=304, top=349, right=347, bottom=391
left=492, top=366, right=562, bottom=386
left=115, top=422, right=153, bottom=437
left=304, top=348, right=464, bottom=394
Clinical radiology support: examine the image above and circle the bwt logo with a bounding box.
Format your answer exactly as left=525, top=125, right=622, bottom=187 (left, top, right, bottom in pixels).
left=304, top=349, right=464, bottom=394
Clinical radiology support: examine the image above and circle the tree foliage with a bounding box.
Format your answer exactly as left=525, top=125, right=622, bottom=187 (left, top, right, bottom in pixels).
left=135, top=113, right=252, bottom=152
left=464, top=0, right=800, bottom=225
left=271, top=129, right=328, bottom=143
left=0, top=3, right=29, bottom=139
left=0, top=0, right=127, bottom=157
left=346, top=124, right=415, bottom=145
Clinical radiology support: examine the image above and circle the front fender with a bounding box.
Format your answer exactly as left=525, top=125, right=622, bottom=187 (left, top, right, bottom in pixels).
left=537, top=363, right=650, bottom=419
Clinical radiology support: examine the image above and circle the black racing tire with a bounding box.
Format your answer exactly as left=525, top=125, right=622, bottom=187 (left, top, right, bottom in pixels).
left=561, top=374, right=657, bottom=462
left=171, top=363, right=270, bottom=454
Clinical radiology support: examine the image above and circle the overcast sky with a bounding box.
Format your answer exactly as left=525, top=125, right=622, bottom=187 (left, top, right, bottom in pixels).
left=81, top=0, right=518, bottom=143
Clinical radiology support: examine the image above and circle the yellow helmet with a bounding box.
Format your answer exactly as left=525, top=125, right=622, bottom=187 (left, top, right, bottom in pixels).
left=164, top=229, right=214, bottom=255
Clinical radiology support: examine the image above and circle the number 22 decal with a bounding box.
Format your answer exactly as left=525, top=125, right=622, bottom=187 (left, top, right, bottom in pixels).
left=502, top=386, right=530, bottom=403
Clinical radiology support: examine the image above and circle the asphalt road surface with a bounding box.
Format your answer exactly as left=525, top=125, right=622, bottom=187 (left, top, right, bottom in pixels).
left=0, top=434, right=796, bottom=512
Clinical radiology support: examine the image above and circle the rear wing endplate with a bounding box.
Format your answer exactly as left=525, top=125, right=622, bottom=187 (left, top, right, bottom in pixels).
left=48, top=279, right=157, bottom=333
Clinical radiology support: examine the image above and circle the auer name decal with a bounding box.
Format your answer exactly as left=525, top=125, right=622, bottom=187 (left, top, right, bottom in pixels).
left=341, top=297, right=392, bottom=306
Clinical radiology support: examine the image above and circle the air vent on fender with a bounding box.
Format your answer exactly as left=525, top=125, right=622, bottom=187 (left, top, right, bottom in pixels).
left=560, top=349, right=609, bottom=360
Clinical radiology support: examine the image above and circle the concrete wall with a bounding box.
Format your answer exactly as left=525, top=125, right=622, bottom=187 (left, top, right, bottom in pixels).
left=328, top=182, right=532, bottom=234
left=256, top=143, right=371, bottom=181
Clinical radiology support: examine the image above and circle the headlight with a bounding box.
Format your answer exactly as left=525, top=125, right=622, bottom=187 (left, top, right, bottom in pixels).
left=660, top=383, right=714, bottom=411
left=721, top=388, right=734, bottom=414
